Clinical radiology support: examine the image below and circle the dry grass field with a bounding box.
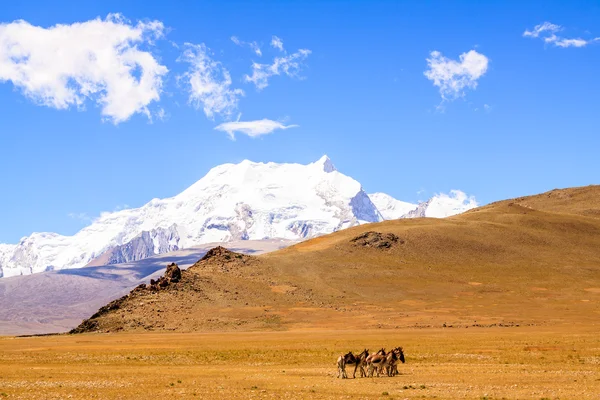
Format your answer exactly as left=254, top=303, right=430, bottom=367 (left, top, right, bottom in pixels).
left=1, top=327, right=600, bottom=399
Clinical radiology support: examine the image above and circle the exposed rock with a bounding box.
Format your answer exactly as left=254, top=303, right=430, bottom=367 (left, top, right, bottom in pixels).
left=87, top=225, right=180, bottom=267
left=200, top=246, right=235, bottom=261
left=131, top=263, right=184, bottom=293
left=165, top=263, right=181, bottom=283
left=351, top=231, right=403, bottom=249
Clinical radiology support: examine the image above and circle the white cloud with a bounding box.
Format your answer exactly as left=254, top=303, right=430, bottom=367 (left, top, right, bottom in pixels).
left=271, top=35, right=284, bottom=52
left=214, top=118, right=298, bottom=140
left=178, top=43, right=244, bottom=119
left=524, top=22, right=599, bottom=48
left=0, top=14, right=168, bottom=123
left=244, top=48, right=311, bottom=90
left=231, top=36, right=262, bottom=56
left=547, top=35, right=590, bottom=48
left=424, top=50, right=489, bottom=101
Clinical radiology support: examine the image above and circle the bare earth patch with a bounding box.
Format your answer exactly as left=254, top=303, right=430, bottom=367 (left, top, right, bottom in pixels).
left=270, top=285, right=298, bottom=294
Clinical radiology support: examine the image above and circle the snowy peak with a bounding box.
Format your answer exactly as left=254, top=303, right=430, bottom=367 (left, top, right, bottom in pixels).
left=314, top=155, right=336, bottom=173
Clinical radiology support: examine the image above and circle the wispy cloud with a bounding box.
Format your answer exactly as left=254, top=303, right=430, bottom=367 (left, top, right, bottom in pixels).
left=270, top=35, right=284, bottom=52
left=523, top=22, right=562, bottom=38
left=424, top=50, right=489, bottom=101
left=244, top=47, right=311, bottom=90
left=523, top=22, right=600, bottom=48
left=0, top=14, right=168, bottom=123
left=231, top=36, right=262, bottom=56
left=178, top=43, right=245, bottom=119
left=214, top=118, right=298, bottom=140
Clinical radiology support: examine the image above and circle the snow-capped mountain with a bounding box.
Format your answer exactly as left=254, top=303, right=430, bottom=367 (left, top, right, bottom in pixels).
left=0, top=156, right=383, bottom=277
left=370, top=190, right=478, bottom=220
left=399, top=190, right=478, bottom=218
left=368, top=192, right=418, bottom=220
left=0, top=156, right=478, bottom=278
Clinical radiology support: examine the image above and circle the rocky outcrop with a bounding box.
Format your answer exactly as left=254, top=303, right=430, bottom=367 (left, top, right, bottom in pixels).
left=164, top=262, right=181, bottom=282
left=133, top=262, right=183, bottom=292
left=351, top=231, right=403, bottom=249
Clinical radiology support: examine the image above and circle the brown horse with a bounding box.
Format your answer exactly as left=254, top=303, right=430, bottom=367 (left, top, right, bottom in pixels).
left=366, top=348, right=387, bottom=377
left=337, top=351, right=359, bottom=378
left=386, top=347, right=406, bottom=376
left=346, top=349, right=369, bottom=378
left=337, top=352, right=350, bottom=379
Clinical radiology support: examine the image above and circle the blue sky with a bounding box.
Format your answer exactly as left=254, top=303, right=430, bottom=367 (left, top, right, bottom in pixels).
left=1, top=0, right=599, bottom=243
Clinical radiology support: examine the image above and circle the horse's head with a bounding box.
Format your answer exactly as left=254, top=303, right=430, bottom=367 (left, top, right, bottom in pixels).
left=377, top=348, right=386, bottom=356
left=395, top=347, right=405, bottom=363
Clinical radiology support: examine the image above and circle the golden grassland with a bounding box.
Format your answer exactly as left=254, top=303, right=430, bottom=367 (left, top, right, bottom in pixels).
left=1, top=327, right=600, bottom=399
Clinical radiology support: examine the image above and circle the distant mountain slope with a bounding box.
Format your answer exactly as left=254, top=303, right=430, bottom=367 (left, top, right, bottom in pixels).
left=73, top=185, right=600, bottom=334
left=0, top=156, right=477, bottom=278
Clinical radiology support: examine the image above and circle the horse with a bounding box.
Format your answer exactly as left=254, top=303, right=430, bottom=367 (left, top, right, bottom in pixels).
left=366, top=348, right=387, bottom=377
left=387, top=347, right=406, bottom=376
left=344, top=349, right=369, bottom=378
left=337, top=351, right=355, bottom=378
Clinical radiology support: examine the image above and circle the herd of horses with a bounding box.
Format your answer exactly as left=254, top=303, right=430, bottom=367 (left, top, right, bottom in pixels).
left=336, top=347, right=405, bottom=379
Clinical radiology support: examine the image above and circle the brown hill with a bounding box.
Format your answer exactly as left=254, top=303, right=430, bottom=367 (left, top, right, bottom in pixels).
left=72, top=185, right=600, bottom=334
left=497, top=184, right=600, bottom=219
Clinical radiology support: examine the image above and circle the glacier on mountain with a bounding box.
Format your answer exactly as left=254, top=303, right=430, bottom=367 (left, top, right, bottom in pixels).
left=0, top=156, right=478, bottom=278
